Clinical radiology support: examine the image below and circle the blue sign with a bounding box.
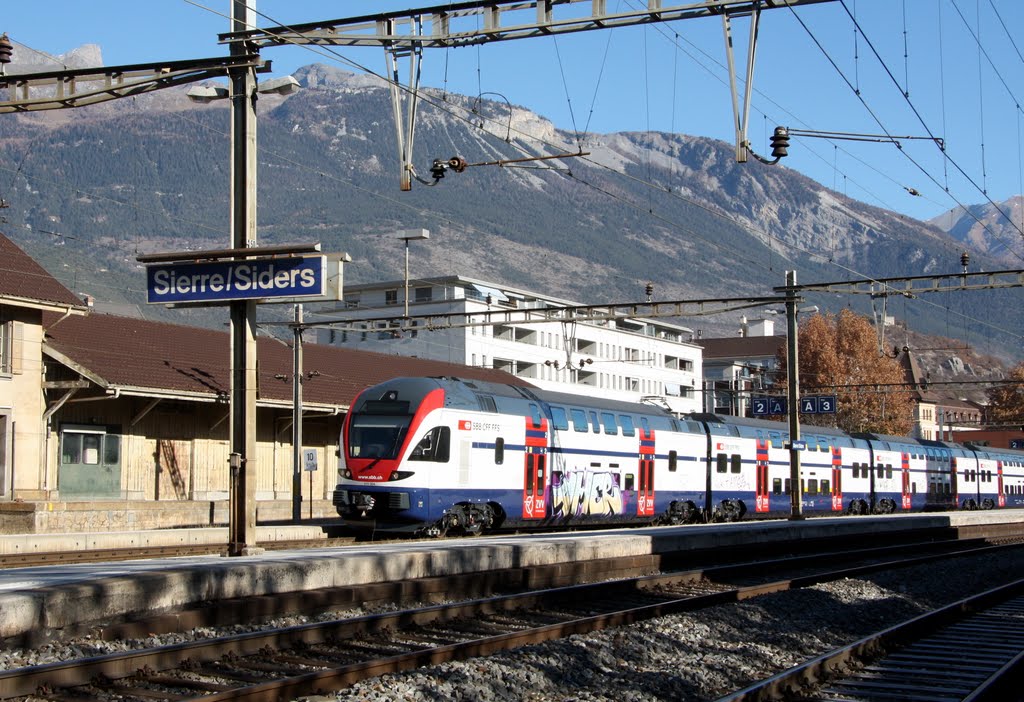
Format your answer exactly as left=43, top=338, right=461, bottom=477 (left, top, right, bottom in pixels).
left=146, top=256, right=326, bottom=304
left=752, top=396, right=788, bottom=416
left=796, top=395, right=838, bottom=414
left=790, top=440, right=807, bottom=451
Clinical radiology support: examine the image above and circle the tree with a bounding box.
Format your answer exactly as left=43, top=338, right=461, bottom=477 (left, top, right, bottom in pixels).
left=773, top=309, right=914, bottom=435
left=986, top=363, right=1024, bottom=425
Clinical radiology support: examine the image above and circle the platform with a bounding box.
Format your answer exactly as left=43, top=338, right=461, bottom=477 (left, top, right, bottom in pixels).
left=0, top=511, right=1020, bottom=643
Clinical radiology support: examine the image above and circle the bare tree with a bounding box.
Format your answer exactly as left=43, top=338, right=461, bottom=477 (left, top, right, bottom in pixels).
left=774, top=309, right=914, bottom=435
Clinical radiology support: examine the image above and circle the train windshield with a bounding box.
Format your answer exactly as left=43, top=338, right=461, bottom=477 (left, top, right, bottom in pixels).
left=348, top=414, right=411, bottom=460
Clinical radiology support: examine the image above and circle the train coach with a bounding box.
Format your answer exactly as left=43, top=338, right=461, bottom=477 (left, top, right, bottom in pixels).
left=332, top=376, right=1024, bottom=536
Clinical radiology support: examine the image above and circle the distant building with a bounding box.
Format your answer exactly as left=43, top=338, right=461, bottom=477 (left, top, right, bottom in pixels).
left=697, top=317, right=784, bottom=416
left=317, top=276, right=703, bottom=414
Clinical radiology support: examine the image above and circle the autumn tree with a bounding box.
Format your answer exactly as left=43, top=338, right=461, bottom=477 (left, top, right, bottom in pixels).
left=986, top=363, right=1024, bottom=425
left=772, top=309, right=914, bottom=435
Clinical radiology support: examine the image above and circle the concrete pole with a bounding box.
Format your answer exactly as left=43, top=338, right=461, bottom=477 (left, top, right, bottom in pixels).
left=227, top=0, right=261, bottom=556
left=292, top=304, right=303, bottom=521
left=786, top=270, right=803, bottom=519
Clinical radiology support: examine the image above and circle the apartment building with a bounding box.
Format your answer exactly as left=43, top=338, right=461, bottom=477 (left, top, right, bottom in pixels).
left=317, top=276, right=703, bottom=414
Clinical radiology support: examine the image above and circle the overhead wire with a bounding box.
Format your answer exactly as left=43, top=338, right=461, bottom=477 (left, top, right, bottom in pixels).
left=834, top=0, right=1024, bottom=245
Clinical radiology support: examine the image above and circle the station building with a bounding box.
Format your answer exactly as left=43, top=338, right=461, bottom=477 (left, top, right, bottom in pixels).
left=0, top=234, right=523, bottom=534
left=316, top=276, right=704, bottom=415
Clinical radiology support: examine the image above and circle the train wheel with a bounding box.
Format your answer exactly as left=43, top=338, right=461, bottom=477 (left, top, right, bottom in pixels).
left=718, top=499, right=744, bottom=522
left=876, top=498, right=897, bottom=514
left=982, top=498, right=995, bottom=510
left=961, top=498, right=979, bottom=511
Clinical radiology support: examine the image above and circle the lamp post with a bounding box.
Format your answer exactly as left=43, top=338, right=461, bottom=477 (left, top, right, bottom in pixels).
left=395, top=229, right=429, bottom=317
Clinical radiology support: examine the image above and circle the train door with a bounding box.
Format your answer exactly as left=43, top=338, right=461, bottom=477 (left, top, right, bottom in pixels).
left=637, top=428, right=655, bottom=517
left=522, top=414, right=548, bottom=519
left=755, top=439, right=769, bottom=513
left=951, top=456, right=959, bottom=507
left=901, top=452, right=911, bottom=510
left=831, top=447, right=843, bottom=511
left=998, top=461, right=1006, bottom=507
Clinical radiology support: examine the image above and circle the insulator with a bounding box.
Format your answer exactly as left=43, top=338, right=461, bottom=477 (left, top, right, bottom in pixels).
left=0, top=34, right=13, bottom=65
left=960, top=251, right=970, bottom=270
left=430, top=159, right=447, bottom=180
left=769, top=126, right=790, bottom=159
left=448, top=156, right=467, bottom=173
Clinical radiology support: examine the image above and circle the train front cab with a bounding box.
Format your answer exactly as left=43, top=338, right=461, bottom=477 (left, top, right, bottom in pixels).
left=334, top=378, right=452, bottom=532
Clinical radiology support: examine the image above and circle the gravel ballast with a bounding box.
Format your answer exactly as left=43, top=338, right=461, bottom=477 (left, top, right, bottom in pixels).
left=3, top=549, right=1022, bottom=701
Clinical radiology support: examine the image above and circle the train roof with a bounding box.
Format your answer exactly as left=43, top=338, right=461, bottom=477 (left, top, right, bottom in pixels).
left=439, top=376, right=678, bottom=418
left=688, top=413, right=851, bottom=437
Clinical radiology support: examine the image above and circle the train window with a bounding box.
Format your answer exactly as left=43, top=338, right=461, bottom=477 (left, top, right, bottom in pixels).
left=807, top=479, right=818, bottom=495
left=494, top=437, right=505, bottom=465
left=716, top=453, right=728, bottom=473
left=772, top=478, right=782, bottom=494
left=818, top=438, right=830, bottom=452
left=619, top=415, right=636, bottom=437
left=885, top=466, right=893, bottom=480
left=529, top=404, right=543, bottom=426
left=769, top=432, right=781, bottom=448
left=409, top=426, right=451, bottom=463
left=731, top=455, right=741, bottom=473
left=821, top=479, right=830, bottom=494
left=876, top=465, right=884, bottom=479
left=912, top=482, right=917, bottom=494
left=573, top=409, right=589, bottom=431
left=601, top=412, right=617, bottom=435
left=641, top=417, right=650, bottom=431
left=806, top=438, right=817, bottom=452
left=784, top=478, right=792, bottom=495
left=550, top=407, right=569, bottom=431
left=590, top=411, right=601, bottom=432
left=476, top=395, right=497, bottom=413
left=625, top=473, right=635, bottom=491
left=668, top=450, right=678, bottom=472
left=570, top=409, right=588, bottom=432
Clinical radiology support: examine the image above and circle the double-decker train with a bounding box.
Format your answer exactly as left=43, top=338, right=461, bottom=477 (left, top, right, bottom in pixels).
left=332, top=376, right=1024, bottom=536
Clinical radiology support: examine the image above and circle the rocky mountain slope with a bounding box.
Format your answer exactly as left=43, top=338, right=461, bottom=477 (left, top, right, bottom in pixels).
left=0, top=58, right=1019, bottom=359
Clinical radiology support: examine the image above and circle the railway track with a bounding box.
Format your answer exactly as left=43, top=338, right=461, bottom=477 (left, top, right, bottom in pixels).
left=719, top=578, right=1024, bottom=701
left=2, top=538, right=1020, bottom=702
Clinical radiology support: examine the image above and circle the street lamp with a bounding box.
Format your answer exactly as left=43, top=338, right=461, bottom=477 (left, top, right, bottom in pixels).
left=395, top=229, right=429, bottom=317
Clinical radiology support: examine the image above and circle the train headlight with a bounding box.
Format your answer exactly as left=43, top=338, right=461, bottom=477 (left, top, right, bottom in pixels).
left=343, top=469, right=352, bottom=479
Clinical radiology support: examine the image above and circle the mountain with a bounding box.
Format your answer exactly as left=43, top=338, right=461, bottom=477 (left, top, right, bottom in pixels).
left=929, top=195, right=1024, bottom=267
left=0, top=60, right=1020, bottom=361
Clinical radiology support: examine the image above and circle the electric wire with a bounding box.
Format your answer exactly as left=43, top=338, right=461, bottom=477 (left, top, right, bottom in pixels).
left=836, top=0, right=1024, bottom=244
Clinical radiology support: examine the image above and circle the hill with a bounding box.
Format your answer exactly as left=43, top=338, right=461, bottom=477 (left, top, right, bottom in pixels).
left=0, top=61, right=1020, bottom=361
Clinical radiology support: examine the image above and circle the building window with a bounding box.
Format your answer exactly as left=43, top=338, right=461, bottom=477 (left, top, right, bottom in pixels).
left=385, top=289, right=398, bottom=305
left=415, top=287, right=432, bottom=302
left=0, top=320, right=9, bottom=374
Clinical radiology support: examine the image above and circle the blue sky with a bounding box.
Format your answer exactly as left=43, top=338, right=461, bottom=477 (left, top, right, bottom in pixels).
left=4, top=1, right=1024, bottom=224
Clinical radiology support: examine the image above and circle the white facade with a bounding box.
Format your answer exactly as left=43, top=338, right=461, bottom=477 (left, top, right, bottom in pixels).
left=317, top=277, right=703, bottom=414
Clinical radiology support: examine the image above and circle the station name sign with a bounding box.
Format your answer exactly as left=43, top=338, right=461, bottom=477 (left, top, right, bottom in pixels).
left=146, top=256, right=326, bottom=304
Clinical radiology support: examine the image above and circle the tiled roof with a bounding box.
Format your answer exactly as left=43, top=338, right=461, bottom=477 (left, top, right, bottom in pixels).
left=698, top=335, right=785, bottom=360
left=42, top=312, right=532, bottom=408
left=0, top=233, right=85, bottom=308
